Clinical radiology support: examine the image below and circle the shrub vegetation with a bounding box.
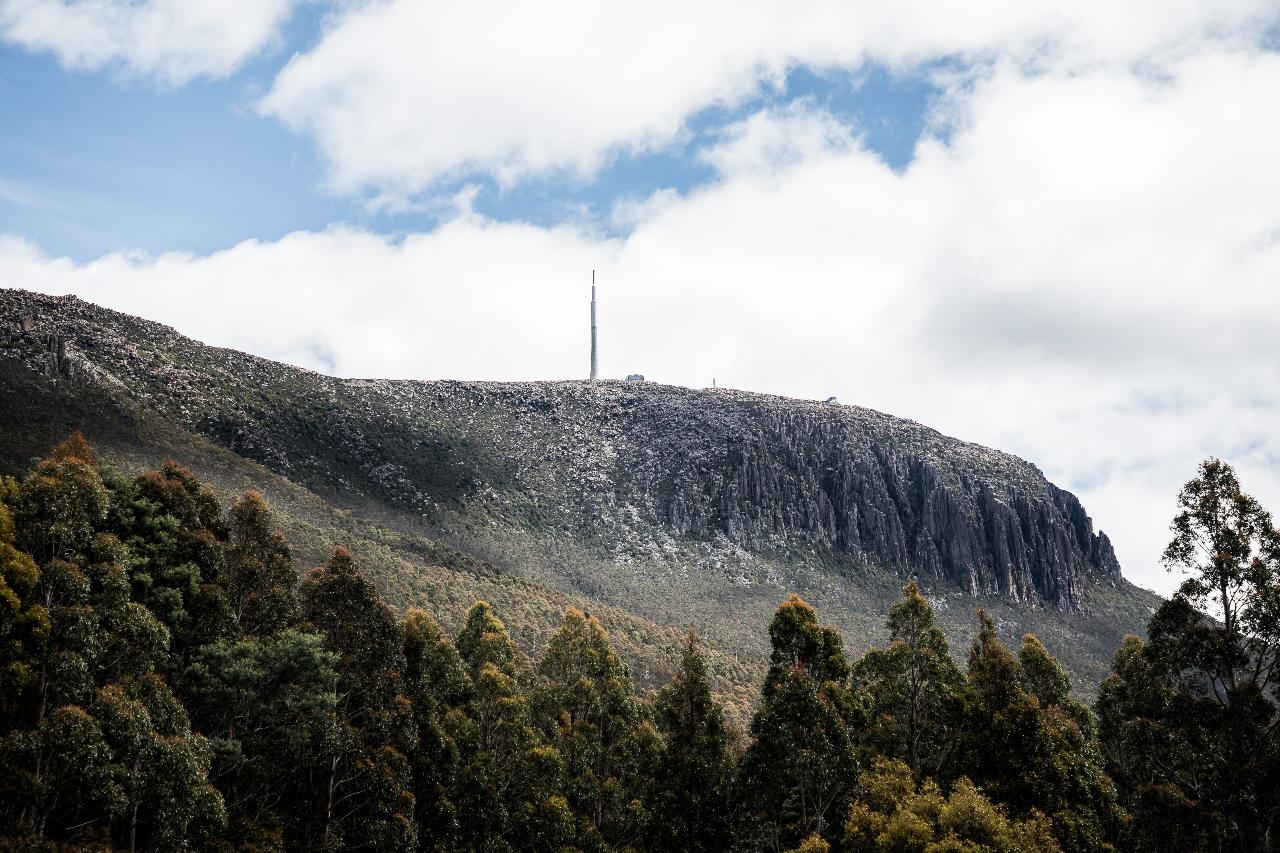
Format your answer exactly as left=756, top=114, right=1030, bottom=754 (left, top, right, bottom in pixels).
left=1, top=437, right=1277, bottom=851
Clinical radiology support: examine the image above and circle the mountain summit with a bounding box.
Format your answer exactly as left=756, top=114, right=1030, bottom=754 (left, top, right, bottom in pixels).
left=0, top=289, right=1155, bottom=703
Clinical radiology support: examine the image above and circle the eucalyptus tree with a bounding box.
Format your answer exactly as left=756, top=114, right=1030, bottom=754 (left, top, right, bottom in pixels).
left=1100, top=459, right=1280, bottom=851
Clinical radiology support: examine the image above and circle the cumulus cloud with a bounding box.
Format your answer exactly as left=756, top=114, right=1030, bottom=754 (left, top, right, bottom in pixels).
left=7, top=49, right=1280, bottom=596
left=0, top=0, right=296, bottom=85
left=700, top=103, right=858, bottom=177
left=258, top=0, right=1279, bottom=199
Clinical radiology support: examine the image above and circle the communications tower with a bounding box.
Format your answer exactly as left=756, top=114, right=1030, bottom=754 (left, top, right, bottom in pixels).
left=589, top=271, right=598, bottom=381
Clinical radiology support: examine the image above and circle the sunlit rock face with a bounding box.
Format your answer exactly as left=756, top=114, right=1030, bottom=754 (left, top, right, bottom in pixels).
left=464, top=381, right=1121, bottom=611
left=2, top=288, right=1120, bottom=611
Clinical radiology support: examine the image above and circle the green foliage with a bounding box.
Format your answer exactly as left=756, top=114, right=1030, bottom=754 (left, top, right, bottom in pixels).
left=4, top=437, right=1277, bottom=853
left=19, top=704, right=127, bottom=838
left=1096, top=458, right=1280, bottom=852
left=300, top=546, right=417, bottom=851
left=32, top=558, right=97, bottom=715
left=853, top=582, right=964, bottom=780
left=647, top=629, right=734, bottom=852
left=95, top=676, right=225, bottom=850
left=1162, top=459, right=1280, bottom=643
left=785, top=834, right=830, bottom=853
left=452, top=596, right=563, bottom=849
left=457, top=600, right=521, bottom=679
left=15, top=433, right=108, bottom=565
left=453, top=597, right=567, bottom=849
left=534, top=607, right=657, bottom=850
left=225, top=491, right=298, bottom=637
left=184, top=629, right=338, bottom=847
left=843, top=757, right=1060, bottom=852
left=0, top=502, right=48, bottom=729
left=956, top=612, right=1124, bottom=853
left=88, top=534, right=171, bottom=686
left=104, top=461, right=232, bottom=658
left=403, top=608, right=469, bottom=851
left=0, top=437, right=231, bottom=849
left=736, top=595, right=861, bottom=851
left=765, top=594, right=850, bottom=693
left=1094, top=634, right=1211, bottom=851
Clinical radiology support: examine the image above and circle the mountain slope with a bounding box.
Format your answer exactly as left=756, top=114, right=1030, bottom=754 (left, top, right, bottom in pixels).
left=0, top=289, right=1159, bottom=698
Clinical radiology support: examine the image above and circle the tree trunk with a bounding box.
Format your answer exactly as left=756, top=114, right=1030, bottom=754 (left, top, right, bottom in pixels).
left=322, top=754, right=338, bottom=849
left=129, top=753, right=141, bottom=853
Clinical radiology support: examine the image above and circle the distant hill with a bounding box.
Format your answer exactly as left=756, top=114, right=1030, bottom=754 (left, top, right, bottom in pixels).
left=0, top=289, right=1158, bottom=713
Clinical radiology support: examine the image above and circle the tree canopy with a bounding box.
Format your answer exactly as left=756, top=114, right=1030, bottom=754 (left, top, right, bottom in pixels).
left=2, top=438, right=1278, bottom=852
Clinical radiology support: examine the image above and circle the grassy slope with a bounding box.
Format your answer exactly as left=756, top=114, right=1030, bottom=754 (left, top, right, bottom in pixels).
left=0, top=288, right=1160, bottom=704
left=433, top=511, right=1156, bottom=696
left=0, top=359, right=760, bottom=719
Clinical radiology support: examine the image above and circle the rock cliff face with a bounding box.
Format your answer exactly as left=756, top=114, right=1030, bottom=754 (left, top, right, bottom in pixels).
left=0, top=290, right=1120, bottom=612
left=600, top=393, right=1120, bottom=609
left=403, top=381, right=1120, bottom=611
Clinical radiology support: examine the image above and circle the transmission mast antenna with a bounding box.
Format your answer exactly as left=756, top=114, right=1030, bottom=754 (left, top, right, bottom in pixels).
left=589, top=270, right=599, bottom=381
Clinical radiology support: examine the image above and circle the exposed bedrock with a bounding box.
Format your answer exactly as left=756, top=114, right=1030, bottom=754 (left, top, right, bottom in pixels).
left=598, top=397, right=1120, bottom=610
left=1, top=289, right=1121, bottom=611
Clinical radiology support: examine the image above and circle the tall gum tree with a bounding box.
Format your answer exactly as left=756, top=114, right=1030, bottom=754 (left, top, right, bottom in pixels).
left=1100, top=459, right=1280, bottom=851
left=735, top=595, right=862, bottom=851
left=851, top=582, right=963, bottom=781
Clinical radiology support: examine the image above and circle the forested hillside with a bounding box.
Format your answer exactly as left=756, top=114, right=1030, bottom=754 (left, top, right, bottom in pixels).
left=0, top=290, right=1158, bottom=698
left=2, top=436, right=1277, bottom=851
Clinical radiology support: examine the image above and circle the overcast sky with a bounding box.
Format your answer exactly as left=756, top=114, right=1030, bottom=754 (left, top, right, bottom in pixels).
left=2, top=0, right=1279, bottom=596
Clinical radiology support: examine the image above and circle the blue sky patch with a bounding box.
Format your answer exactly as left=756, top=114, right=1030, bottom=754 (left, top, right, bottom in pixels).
left=1, top=31, right=942, bottom=260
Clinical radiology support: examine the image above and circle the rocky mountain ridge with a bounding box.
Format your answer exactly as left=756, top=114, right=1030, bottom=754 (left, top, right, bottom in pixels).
left=1, top=289, right=1120, bottom=612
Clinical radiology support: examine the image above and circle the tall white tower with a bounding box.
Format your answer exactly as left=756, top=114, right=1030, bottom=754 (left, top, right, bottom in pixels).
left=589, top=271, right=598, bottom=381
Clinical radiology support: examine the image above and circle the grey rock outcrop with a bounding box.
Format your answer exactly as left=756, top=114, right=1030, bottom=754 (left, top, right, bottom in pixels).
left=0, top=289, right=1121, bottom=611
left=478, top=382, right=1120, bottom=611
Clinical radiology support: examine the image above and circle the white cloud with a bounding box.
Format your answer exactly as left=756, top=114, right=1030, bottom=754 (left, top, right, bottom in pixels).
left=259, top=0, right=1279, bottom=199
left=7, top=49, right=1280, bottom=597
left=0, top=0, right=296, bottom=85
left=700, top=103, right=857, bottom=178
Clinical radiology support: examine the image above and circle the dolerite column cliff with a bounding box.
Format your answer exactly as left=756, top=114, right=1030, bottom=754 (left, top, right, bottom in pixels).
left=608, top=391, right=1121, bottom=611
left=0, top=290, right=1122, bottom=613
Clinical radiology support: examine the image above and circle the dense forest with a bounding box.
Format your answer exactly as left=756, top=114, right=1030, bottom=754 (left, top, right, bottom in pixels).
left=1, top=435, right=1277, bottom=852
